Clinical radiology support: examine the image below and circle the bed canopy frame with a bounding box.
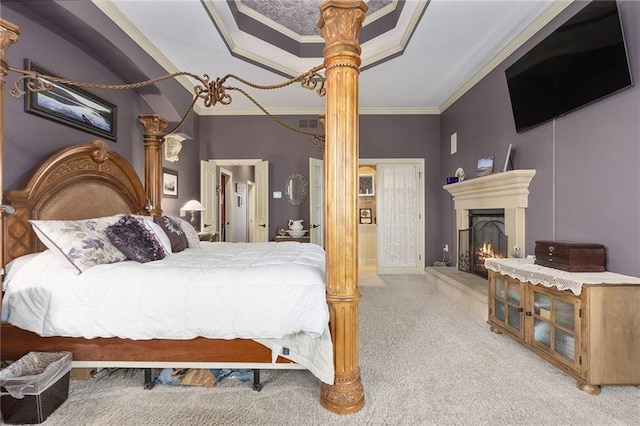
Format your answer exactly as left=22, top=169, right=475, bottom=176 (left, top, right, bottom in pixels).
left=0, top=0, right=366, bottom=415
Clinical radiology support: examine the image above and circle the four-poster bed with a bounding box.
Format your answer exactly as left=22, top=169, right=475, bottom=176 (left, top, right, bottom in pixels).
left=0, top=0, right=366, bottom=415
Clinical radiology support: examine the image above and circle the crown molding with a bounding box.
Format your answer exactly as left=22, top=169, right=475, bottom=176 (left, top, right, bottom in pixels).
left=438, top=0, right=574, bottom=113
left=361, top=0, right=427, bottom=69
left=202, top=0, right=310, bottom=77
left=194, top=105, right=440, bottom=116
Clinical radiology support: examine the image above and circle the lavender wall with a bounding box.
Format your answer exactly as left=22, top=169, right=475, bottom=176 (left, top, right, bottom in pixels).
left=13, top=2, right=634, bottom=275
left=199, top=115, right=321, bottom=238
left=360, top=115, right=441, bottom=265
left=2, top=5, right=199, bottom=220
left=3, top=6, right=145, bottom=188
left=439, top=1, right=640, bottom=276
left=200, top=114, right=441, bottom=262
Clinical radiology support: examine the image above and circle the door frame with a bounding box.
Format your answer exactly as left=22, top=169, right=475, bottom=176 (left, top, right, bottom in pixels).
left=219, top=167, right=233, bottom=242
left=360, top=158, right=425, bottom=274
left=247, top=179, right=255, bottom=242
left=206, top=159, right=266, bottom=243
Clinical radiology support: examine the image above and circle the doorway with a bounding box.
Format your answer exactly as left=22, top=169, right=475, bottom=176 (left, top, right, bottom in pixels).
left=309, top=157, right=425, bottom=274
left=219, top=168, right=232, bottom=242
left=201, top=159, right=269, bottom=242
left=371, top=160, right=425, bottom=274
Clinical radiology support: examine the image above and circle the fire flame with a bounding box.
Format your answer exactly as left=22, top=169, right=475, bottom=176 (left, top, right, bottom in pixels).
left=474, top=242, right=503, bottom=271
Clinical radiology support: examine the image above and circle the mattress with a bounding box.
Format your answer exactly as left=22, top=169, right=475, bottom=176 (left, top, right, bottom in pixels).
left=2, top=242, right=328, bottom=340
left=2, top=242, right=334, bottom=384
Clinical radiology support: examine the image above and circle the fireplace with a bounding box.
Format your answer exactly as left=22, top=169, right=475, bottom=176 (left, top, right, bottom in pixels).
left=458, top=209, right=507, bottom=278
left=443, top=169, right=536, bottom=274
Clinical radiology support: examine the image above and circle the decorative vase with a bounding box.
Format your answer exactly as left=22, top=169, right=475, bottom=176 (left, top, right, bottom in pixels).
left=288, top=219, right=303, bottom=231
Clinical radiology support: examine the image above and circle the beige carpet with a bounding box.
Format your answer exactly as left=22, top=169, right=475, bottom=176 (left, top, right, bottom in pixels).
left=17, top=270, right=640, bottom=425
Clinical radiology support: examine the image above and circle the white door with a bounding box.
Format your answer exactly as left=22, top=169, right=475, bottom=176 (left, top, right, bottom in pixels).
left=376, top=162, right=424, bottom=274
left=200, top=160, right=217, bottom=233
left=247, top=180, right=255, bottom=242
left=220, top=168, right=233, bottom=242
left=309, top=157, right=324, bottom=246
left=255, top=160, right=269, bottom=242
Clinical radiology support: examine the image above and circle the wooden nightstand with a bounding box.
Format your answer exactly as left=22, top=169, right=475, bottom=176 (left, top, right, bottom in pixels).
left=198, top=231, right=218, bottom=242
left=275, top=235, right=310, bottom=243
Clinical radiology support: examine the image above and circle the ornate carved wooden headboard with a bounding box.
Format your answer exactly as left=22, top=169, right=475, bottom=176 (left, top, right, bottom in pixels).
left=2, top=140, right=148, bottom=265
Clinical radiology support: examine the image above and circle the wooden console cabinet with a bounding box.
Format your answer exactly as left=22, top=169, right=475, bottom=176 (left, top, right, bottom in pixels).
left=488, top=269, right=640, bottom=394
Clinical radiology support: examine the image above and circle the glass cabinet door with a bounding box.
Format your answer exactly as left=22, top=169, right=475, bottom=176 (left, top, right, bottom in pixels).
left=489, top=273, right=525, bottom=339
left=528, top=286, right=581, bottom=372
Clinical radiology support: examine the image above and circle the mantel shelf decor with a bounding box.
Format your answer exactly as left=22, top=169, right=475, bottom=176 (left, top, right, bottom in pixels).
left=443, top=169, right=536, bottom=207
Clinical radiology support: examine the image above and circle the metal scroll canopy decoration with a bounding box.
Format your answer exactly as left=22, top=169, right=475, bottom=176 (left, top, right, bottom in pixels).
left=6, top=64, right=327, bottom=150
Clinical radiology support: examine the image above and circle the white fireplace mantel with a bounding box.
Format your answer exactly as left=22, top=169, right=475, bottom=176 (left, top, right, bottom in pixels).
left=444, top=170, right=536, bottom=262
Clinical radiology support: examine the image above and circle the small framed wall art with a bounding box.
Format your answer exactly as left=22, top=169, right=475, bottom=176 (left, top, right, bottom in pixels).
left=360, top=208, right=372, bottom=224
left=359, top=174, right=375, bottom=196
left=162, top=168, right=178, bottom=198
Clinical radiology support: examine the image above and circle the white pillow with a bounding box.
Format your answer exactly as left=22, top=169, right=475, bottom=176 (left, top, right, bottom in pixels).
left=2, top=252, right=41, bottom=291
left=132, top=215, right=172, bottom=255
left=29, top=215, right=127, bottom=274
left=171, top=216, right=200, bottom=248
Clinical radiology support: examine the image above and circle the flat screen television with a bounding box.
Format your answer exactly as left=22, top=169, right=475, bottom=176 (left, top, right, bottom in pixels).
left=505, top=1, right=633, bottom=133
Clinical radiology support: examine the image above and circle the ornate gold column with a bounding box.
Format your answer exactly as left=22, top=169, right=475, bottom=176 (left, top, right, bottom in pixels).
left=138, top=114, right=167, bottom=216
left=317, top=0, right=367, bottom=415
left=1, top=20, right=20, bottom=266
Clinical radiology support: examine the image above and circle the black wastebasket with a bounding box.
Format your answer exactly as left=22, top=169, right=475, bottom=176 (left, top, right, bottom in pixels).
left=0, top=351, right=72, bottom=424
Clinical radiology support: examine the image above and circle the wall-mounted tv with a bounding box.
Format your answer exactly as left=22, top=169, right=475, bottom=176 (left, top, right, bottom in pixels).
left=505, top=1, right=633, bottom=133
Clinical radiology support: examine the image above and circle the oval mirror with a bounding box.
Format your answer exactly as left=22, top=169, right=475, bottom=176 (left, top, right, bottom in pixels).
left=284, top=173, right=308, bottom=205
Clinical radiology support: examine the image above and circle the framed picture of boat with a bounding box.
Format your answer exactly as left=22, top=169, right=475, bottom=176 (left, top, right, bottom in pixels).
left=24, top=59, right=117, bottom=141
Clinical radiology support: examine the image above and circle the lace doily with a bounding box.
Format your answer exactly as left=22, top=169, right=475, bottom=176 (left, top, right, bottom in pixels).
left=484, top=257, right=640, bottom=295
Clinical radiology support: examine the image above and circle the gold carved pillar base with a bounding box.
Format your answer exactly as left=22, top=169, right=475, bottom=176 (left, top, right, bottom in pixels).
left=318, top=0, right=367, bottom=415
left=321, top=297, right=364, bottom=414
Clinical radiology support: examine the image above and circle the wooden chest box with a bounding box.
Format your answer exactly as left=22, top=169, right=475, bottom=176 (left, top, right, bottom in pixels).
left=534, top=240, right=605, bottom=272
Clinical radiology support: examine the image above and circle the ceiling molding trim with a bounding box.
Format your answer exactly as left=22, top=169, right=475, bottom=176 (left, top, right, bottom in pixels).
left=234, top=1, right=323, bottom=43
left=360, top=0, right=427, bottom=69
left=438, top=0, right=574, bottom=113
left=203, top=0, right=312, bottom=77
left=365, top=0, right=400, bottom=25
left=194, top=105, right=440, bottom=116
left=359, top=107, right=440, bottom=115
left=195, top=105, right=324, bottom=116
left=93, top=0, right=197, bottom=95
left=202, top=0, right=238, bottom=54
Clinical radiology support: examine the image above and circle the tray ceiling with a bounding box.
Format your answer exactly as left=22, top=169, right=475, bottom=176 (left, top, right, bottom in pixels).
left=93, top=0, right=572, bottom=115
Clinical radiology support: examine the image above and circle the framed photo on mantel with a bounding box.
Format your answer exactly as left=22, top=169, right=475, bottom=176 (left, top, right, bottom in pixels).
left=476, top=155, right=494, bottom=177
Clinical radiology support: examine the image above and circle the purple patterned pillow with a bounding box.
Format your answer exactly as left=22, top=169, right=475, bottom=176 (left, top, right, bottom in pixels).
left=106, top=215, right=167, bottom=263
left=153, top=216, right=189, bottom=253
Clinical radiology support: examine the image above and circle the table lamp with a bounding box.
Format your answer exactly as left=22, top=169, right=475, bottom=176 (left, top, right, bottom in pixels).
left=180, top=199, right=206, bottom=227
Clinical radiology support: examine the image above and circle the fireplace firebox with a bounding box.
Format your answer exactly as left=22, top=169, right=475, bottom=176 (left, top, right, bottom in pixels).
left=458, top=209, right=507, bottom=278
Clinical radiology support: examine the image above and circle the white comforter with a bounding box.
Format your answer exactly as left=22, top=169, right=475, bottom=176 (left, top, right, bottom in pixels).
left=2, top=242, right=328, bottom=341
